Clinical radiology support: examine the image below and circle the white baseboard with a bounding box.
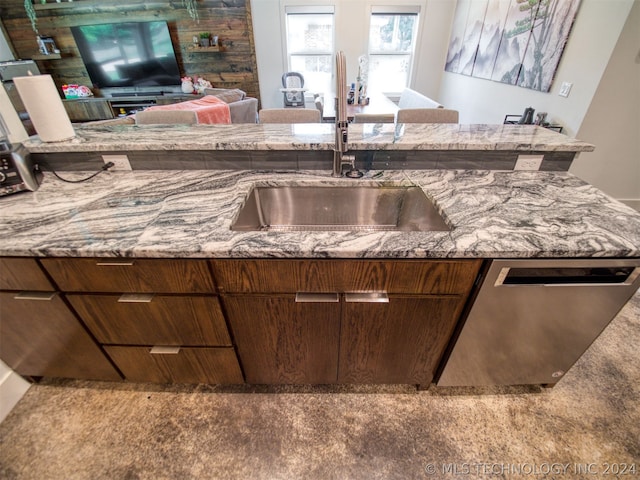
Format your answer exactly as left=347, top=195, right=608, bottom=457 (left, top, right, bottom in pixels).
left=0, top=361, right=30, bottom=424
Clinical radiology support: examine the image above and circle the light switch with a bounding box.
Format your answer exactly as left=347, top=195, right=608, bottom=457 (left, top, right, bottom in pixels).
left=559, top=82, right=572, bottom=97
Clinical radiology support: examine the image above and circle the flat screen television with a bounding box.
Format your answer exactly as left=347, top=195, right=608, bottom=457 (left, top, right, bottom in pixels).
left=71, top=21, right=181, bottom=90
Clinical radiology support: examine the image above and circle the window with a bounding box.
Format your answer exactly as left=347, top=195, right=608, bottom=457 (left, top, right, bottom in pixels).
left=285, top=6, right=335, bottom=96
left=366, top=6, right=420, bottom=95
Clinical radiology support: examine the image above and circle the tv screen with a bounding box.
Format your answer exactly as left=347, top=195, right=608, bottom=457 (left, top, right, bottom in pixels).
left=71, top=21, right=181, bottom=89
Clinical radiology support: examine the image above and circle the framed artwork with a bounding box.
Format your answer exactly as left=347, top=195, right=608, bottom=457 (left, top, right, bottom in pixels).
left=445, top=0, right=582, bottom=92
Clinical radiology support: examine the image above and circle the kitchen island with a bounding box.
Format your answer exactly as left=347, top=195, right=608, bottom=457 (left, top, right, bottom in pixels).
left=2, top=124, right=638, bottom=389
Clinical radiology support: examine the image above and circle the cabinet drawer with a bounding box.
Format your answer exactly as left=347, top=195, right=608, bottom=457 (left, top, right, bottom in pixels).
left=67, top=294, right=231, bottom=346
left=0, top=292, right=121, bottom=381
left=41, top=258, right=215, bottom=293
left=104, top=346, right=243, bottom=384
left=212, top=259, right=481, bottom=295
left=0, top=257, right=53, bottom=291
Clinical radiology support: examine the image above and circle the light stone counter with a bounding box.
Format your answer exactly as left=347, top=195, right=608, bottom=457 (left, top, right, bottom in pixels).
left=0, top=169, right=637, bottom=259
left=22, top=123, right=594, bottom=153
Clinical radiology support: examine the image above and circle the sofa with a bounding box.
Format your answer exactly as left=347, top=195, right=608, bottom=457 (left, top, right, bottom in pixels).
left=202, top=88, right=258, bottom=124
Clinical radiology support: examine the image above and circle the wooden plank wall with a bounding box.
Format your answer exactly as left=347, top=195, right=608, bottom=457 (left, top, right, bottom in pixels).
left=0, top=0, right=261, bottom=103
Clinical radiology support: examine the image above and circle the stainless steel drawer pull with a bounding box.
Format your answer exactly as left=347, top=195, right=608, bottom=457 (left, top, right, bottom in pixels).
left=295, top=292, right=340, bottom=303
left=14, top=292, right=56, bottom=301
left=118, top=294, right=154, bottom=303
left=344, top=292, right=389, bottom=303
left=150, top=346, right=180, bottom=355
left=95, top=260, right=135, bottom=266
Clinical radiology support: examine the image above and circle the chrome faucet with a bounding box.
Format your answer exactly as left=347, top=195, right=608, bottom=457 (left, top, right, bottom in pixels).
left=333, top=51, right=362, bottom=178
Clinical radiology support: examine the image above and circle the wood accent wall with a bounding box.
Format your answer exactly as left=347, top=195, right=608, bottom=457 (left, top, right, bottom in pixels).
left=0, top=0, right=261, bottom=102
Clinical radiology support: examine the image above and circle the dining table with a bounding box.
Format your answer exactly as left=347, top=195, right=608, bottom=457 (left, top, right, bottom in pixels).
left=321, top=92, right=399, bottom=122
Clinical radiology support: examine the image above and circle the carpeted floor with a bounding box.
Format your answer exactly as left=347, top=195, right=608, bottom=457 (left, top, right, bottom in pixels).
left=1, top=291, right=638, bottom=480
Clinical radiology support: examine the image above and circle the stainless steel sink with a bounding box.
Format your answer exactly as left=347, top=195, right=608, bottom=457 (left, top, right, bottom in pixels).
left=231, top=185, right=451, bottom=232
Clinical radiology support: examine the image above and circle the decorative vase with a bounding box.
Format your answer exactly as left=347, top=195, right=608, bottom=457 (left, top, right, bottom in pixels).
left=199, top=38, right=209, bottom=48
left=181, top=80, right=194, bottom=94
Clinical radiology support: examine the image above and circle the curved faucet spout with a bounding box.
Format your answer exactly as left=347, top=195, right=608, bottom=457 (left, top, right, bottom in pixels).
left=333, top=51, right=362, bottom=178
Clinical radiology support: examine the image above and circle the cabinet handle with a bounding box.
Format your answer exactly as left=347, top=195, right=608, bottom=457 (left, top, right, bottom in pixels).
left=95, top=260, right=135, bottom=266
left=118, top=294, right=154, bottom=303
left=344, top=292, right=389, bottom=303
left=150, top=346, right=180, bottom=355
left=14, top=292, right=56, bottom=301
left=295, top=292, right=340, bottom=303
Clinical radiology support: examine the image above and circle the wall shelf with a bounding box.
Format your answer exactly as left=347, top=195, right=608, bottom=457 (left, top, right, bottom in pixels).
left=31, top=53, right=62, bottom=60
left=33, top=0, right=168, bottom=10
left=187, top=46, right=221, bottom=53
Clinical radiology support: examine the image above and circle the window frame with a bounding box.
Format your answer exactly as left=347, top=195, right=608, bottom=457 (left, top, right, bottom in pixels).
left=365, top=5, right=422, bottom=96
left=282, top=5, right=336, bottom=96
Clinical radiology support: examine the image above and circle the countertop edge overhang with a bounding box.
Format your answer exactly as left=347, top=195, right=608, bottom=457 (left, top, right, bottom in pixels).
left=21, top=124, right=596, bottom=153
left=0, top=169, right=638, bottom=260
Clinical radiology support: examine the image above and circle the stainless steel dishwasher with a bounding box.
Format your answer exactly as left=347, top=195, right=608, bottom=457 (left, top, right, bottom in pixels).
left=437, top=258, right=640, bottom=387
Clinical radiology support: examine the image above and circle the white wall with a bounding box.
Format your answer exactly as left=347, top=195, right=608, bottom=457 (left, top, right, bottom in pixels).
left=436, top=0, right=634, bottom=137
left=573, top=0, right=640, bottom=209
left=0, top=20, right=15, bottom=62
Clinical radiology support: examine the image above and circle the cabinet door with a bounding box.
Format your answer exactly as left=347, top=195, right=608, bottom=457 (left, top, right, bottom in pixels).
left=105, top=346, right=243, bottom=384
left=0, top=292, right=120, bottom=380
left=67, top=294, right=232, bottom=346
left=223, top=295, right=341, bottom=384
left=338, top=295, right=463, bottom=385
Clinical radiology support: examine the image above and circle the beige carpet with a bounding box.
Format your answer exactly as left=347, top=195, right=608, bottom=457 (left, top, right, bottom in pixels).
left=1, top=292, right=638, bottom=479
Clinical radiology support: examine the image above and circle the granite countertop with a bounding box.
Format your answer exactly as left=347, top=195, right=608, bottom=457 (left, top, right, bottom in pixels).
left=0, top=169, right=638, bottom=259
left=22, top=123, right=594, bottom=153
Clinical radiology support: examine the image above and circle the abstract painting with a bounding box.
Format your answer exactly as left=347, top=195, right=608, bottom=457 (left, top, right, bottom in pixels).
left=445, top=0, right=581, bottom=92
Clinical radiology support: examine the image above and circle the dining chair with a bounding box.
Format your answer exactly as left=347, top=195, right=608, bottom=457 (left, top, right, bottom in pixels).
left=259, top=108, right=321, bottom=124
left=353, top=113, right=395, bottom=124
left=135, top=110, right=199, bottom=125
left=314, top=96, right=324, bottom=119
left=396, top=108, right=459, bottom=124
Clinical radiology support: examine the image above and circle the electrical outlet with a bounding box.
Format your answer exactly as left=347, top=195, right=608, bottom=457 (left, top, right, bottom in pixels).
left=102, top=154, right=132, bottom=171
left=514, top=155, right=543, bottom=171
left=559, top=82, right=572, bottom=97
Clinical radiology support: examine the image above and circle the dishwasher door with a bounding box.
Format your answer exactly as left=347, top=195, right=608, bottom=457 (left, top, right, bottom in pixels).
left=437, top=258, right=640, bottom=387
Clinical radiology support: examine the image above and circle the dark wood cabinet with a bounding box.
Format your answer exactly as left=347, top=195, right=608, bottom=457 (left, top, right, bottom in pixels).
left=339, top=296, right=464, bottom=385
left=0, top=291, right=120, bottom=380
left=66, top=294, right=232, bottom=346
left=0, top=257, right=53, bottom=291
left=223, top=295, right=341, bottom=384
left=41, top=258, right=215, bottom=293
left=0, top=257, right=120, bottom=380
left=2, top=256, right=480, bottom=386
left=41, top=257, right=243, bottom=384
left=104, top=346, right=243, bottom=384
left=212, top=259, right=479, bottom=295
left=212, top=259, right=481, bottom=386
left=63, top=99, right=114, bottom=122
